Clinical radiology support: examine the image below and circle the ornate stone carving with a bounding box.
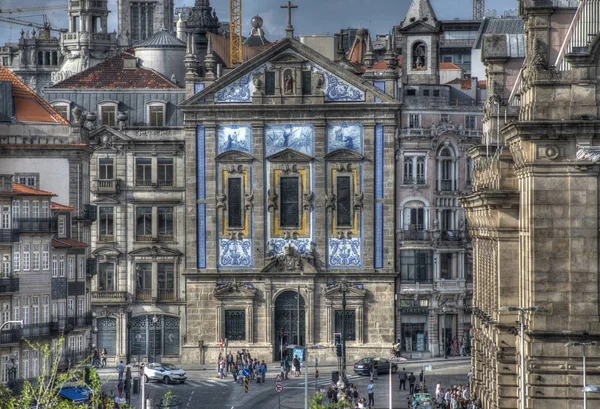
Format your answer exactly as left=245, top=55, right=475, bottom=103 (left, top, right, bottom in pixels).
left=325, top=190, right=336, bottom=211
left=302, top=190, right=314, bottom=212
left=228, top=164, right=244, bottom=174
left=213, top=281, right=257, bottom=298
left=353, top=191, right=364, bottom=211
left=228, top=231, right=243, bottom=240
left=544, top=145, right=560, bottom=160
left=282, top=164, right=299, bottom=173
left=244, top=190, right=254, bottom=211
left=275, top=245, right=303, bottom=271
left=267, top=188, right=278, bottom=213
left=216, top=193, right=227, bottom=210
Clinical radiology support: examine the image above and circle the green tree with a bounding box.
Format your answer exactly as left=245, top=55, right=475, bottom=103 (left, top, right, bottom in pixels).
left=309, top=392, right=354, bottom=409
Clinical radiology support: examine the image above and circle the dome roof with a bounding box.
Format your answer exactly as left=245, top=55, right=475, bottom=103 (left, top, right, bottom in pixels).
left=356, top=27, right=368, bottom=37
left=135, top=28, right=186, bottom=49
left=251, top=15, right=263, bottom=28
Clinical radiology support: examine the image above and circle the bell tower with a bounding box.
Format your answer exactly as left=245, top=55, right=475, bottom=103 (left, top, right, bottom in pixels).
left=118, top=0, right=175, bottom=45
left=399, top=0, right=441, bottom=85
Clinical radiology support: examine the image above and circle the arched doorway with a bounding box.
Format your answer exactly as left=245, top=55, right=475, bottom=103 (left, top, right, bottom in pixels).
left=274, top=291, right=305, bottom=361
left=129, top=315, right=180, bottom=362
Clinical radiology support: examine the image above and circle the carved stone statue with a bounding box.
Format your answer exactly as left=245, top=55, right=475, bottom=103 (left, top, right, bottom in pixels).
left=267, top=188, right=278, bottom=213
left=216, top=194, right=227, bottom=210
left=325, top=191, right=336, bottom=211
left=244, top=191, right=254, bottom=211
left=284, top=73, right=294, bottom=94
left=302, top=190, right=314, bottom=212
left=354, top=191, right=364, bottom=211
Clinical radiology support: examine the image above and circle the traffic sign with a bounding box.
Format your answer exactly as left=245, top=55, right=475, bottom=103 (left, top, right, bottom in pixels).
left=275, top=384, right=283, bottom=393
left=242, top=368, right=250, bottom=377
left=274, top=374, right=283, bottom=383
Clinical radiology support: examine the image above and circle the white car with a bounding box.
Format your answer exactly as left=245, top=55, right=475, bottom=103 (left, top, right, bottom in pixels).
left=144, top=363, right=187, bottom=384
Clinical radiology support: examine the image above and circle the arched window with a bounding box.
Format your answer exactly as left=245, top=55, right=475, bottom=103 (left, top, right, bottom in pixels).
left=52, top=52, right=58, bottom=66
left=437, top=145, right=456, bottom=192
left=44, top=52, right=50, bottom=66
left=37, top=52, right=43, bottom=65
left=412, top=41, right=427, bottom=70
left=97, top=317, right=116, bottom=355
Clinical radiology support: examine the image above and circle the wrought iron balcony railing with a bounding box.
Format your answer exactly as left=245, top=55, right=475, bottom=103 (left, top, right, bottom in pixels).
left=91, top=291, right=127, bottom=303
left=402, top=176, right=426, bottom=185
left=440, top=230, right=463, bottom=241
left=14, top=218, right=57, bottom=233
left=0, top=328, right=21, bottom=344
left=136, top=289, right=152, bottom=302
left=0, top=277, right=19, bottom=293
left=439, top=180, right=454, bottom=192
left=158, top=289, right=175, bottom=302
left=398, top=230, right=430, bottom=241
left=95, top=179, right=120, bottom=194
left=21, top=322, right=59, bottom=338
left=0, top=229, right=18, bottom=243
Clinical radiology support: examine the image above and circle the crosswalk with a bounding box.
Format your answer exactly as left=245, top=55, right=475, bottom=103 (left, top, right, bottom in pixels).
left=283, top=374, right=364, bottom=388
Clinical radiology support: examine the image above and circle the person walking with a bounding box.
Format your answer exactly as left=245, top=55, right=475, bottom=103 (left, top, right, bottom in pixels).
left=370, top=360, right=378, bottom=380
left=367, top=380, right=375, bottom=408
left=293, top=355, right=301, bottom=377
left=399, top=367, right=407, bottom=390
left=101, top=348, right=107, bottom=368
left=124, top=367, right=131, bottom=404
left=408, top=372, right=416, bottom=395
left=116, top=360, right=125, bottom=381
left=219, top=356, right=225, bottom=379
left=284, top=356, right=291, bottom=379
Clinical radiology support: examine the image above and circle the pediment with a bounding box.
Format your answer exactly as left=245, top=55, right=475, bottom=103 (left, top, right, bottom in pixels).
left=215, top=150, right=255, bottom=163
left=322, top=283, right=367, bottom=299
left=261, top=246, right=317, bottom=274
left=128, top=246, right=183, bottom=257
left=266, top=148, right=313, bottom=163
left=213, top=282, right=257, bottom=298
left=89, top=126, right=133, bottom=151
left=400, top=20, right=439, bottom=33
left=324, top=149, right=364, bottom=162
left=181, top=37, right=397, bottom=106
left=92, top=247, right=121, bottom=261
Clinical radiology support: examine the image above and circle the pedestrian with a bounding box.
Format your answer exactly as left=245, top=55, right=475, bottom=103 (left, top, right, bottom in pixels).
left=399, top=367, right=407, bottom=390
left=367, top=380, right=375, bottom=408
left=370, top=360, right=378, bottom=380
left=124, top=367, right=131, bottom=404
left=293, top=355, right=300, bottom=377
left=419, top=369, right=424, bottom=390
left=452, top=337, right=459, bottom=357
left=408, top=372, right=416, bottom=395
left=117, top=379, right=124, bottom=398
left=101, top=348, right=107, bottom=368
left=284, top=356, right=291, bottom=379
left=352, top=386, right=360, bottom=405
left=219, top=356, right=225, bottom=379
left=116, top=360, right=125, bottom=381
left=280, top=361, right=285, bottom=379
left=232, top=363, right=238, bottom=382
left=261, top=360, right=267, bottom=384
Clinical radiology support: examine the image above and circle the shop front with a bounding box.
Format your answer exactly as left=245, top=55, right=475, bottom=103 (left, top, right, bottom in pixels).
left=399, top=302, right=429, bottom=359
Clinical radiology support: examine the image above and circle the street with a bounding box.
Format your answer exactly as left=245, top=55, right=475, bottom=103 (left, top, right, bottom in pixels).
left=98, top=358, right=471, bottom=409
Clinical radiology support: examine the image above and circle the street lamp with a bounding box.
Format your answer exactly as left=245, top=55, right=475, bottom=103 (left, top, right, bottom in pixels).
left=339, top=279, right=349, bottom=384
left=499, top=305, right=547, bottom=409
left=565, top=341, right=598, bottom=409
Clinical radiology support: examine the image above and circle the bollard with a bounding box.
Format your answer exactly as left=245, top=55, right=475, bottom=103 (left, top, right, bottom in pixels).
left=244, top=376, right=248, bottom=393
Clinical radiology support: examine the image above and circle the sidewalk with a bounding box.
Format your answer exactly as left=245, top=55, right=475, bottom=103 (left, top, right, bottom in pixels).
left=96, top=355, right=470, bottom=375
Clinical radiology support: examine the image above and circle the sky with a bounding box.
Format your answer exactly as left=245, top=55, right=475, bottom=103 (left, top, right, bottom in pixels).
left=0, top=0, right=518, bottom=43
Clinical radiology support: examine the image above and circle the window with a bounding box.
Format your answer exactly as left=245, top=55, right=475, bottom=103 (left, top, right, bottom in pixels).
left=279, top=177, right=300, bottom=228
left=265, top=71, right=275, bottom=95
left=465, top=115, right=476, bottom=130
left=13, top=244, right=19, bottom=272
left=13, top=298, right=19, bottom=322
left=335, top=310, right=356, bottom=341
left=440, top=253, right=456, bottom=279
left=67, top=299, right=74, bottom=316
left=78, top=299, right=84, bottom=316
left=423, top=89, right=430, bottom=96
left=23, top=304, right=29, bottom=326
left=157, top=158, right=173, bottom=186
left=1, top=206, right=9, bottom=229
left=406, top=89, right=416, bottom=96
left=32, top=245, right=40, bottom=271
left=58, top=216, right=66, bottom=237
left=465, top=252, right=473, bottom=282
left=408, top=114, right=421, bottom=129
left=22, top=201, right=29, bottom=218
left=136, top=263, right=152, bottom=301
left=52, top=105, right=69, bottom=121
left=78, top=257, right=84, bottom=279
left=77, top=335, right=83, bottom=351
left=22, top=352, right=29, bottom=380
left=227, top=178, right=243, bottom=229
left=15, top=174, right=38, bottom=189
left=439, top=147, right=455, bottom=192
left=302, top=71, right=312, bottom=95
left=135, top=158, right=152, bottom=186
left=441, top=114, right=449, bottom=123
left=336, top=176, right=352, bottom=228
left=23, top=244, right=30, bottom=271
left=12, top=201, right=19, bottom=222
left=52, top=256, right=58, bottom=277
left=59, top=256, right=65, bottom=277
left=136, top=207, right=152, bottom=240
left=409, top=208, right=425, bottom=231
left=225, top=310, right=245, bottom=341
left=440, top=209, right=454, bottom=231
left=401, top=321, right=428, bottom=352
left=99, top=158, right=114, bottom=180
left=157, top=263, right=174, bottom=291
left=68, top=257, right=75, bottom=279
left=433, top=90, right=440, bottom=97
left=1, top=256, right=9, bottom=278
left=32, top=297, right=39, bottom=325
left=130, top=2, right=154, bottom=42
left=400, top=250, right=433, bottom=282
left=42, top=244, right=49, bottom=271
left=68, top=336, right=75, bottom=351
left=148, top=105, right=165, bottom=127
left=157, top=207, right=173, bottom=240
left=32, top=201, right=39, bottom=219
left=43, top=297, right=49, bottom=323
left=466, top=157, right=473, bottom=185
left=98, top=264, right=114, bottom=291
left=403, top=156, right=426, bottom=184
left=100, top=105, right=116, bottom=126
left=98, top=207, right=114, bottom=241
left=41, top=201, right=49, bottom=218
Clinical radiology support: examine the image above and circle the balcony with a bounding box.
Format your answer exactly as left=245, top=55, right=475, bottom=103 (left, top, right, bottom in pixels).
left=135, top=180, right=153, bottom=187
left=439, top=230, right=463, bottom=241
left=439, top=180, right=454, bottom=192
left=21, top=322, right=59, bottom=339
left=98, top=235, right=115, bottom=243
left=402, top=177, right=426, bottom=185
left=0, top=277, right=19, bottom=293
left=0, top=229, right=18, bottom=243
left=15, top=218, right=57, bottom=233
left=158, top=289, right=176, bottom=302
left=95, top=179, right=120, bottom=194
left=67, top=313, right=93, bottom=328
left=157, top=180, right=174, bottom=187
left=136, top=289, right=153, bottom=302
left=398, top=230, right=430, bottom=241
left=136, top=235, right=154, bottom=242
left=92, top=291, right=128, bottom=303
left=74, top=204, right=97, bottom=222
left=0, top=328, right=20, bottom=344
left=86, top=258, right=97, bottom=276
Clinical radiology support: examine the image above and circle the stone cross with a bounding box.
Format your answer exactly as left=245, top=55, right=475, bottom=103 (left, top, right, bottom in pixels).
left=280, top=1, right=298, bottom=38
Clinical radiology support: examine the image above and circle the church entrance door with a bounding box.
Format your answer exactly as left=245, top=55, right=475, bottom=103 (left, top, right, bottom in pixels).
left=274, top=290, right=305, bottom=361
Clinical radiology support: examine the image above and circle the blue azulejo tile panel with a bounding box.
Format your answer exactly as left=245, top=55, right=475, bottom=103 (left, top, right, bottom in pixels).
left=374, top=203, right=384, bottom=269
left=312, top=65, right=365, bottom=102
left=265, top=124, right=314, bottom=156
left=374, top=124, right=384, bottom=200
left=196, top=125, right=206, bottom=200
left=326, top=123, right=363, bottom=154
left=328, top=238, right=362, bottom=267
left=197, top=204, right=206, bottom=269
left=218, top=239, right=253, bottom=268
left=268, top=239, right=312, bottom=257
left=373, top=81, right=385, bottom=103
left=214, top=65, right=268, bottom=103
left=194, top=82, right=206, bottom=94
left=217, top=125, right=252, bottom=154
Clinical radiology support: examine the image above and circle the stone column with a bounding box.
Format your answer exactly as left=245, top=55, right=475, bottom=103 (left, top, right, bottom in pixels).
left=313, top=122, right=326, bottom=268
left=306, top=283, right=314, bottom=345
left=356, top=305, right=364, bottom=344
left=246, top=303, right=253, bottom=343
left=265, top=279, right=272, bottom=345
left=204, top=124, right=218, bottom=270
left=251, top=121, right=265, bottom=269
left=216, top=301, right=223, bottom=342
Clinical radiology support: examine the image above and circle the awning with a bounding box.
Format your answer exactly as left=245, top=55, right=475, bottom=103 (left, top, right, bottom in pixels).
left=58, top=387, right=92, bottom=403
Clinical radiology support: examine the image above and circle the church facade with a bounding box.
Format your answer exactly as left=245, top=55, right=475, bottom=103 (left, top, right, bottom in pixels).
left=180, top=36, right=399, bottom=363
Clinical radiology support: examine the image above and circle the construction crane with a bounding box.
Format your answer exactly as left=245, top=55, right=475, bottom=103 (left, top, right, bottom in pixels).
left=0, top=5, right=68, bottom=14
left=0, top=14, right=67, bottom=34
left=229, top=0, right=242, bottom=66
left=473, top=0, right=485, bottom=20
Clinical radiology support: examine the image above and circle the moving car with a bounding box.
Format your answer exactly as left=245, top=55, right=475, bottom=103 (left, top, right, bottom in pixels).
left=144, top=363, right=187, bottom=384
left=353, top=357, right=398, bottom=375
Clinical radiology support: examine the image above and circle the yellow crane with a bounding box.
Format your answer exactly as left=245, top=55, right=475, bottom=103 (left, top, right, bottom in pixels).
left=229, top=0, right=242, bottom=66
left=0, top=5, right=68, bottom=14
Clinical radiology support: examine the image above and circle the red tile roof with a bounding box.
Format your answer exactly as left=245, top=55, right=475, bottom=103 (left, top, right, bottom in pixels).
left=446, top=78, right=474, bottom=90
left=50, top=201, right=77, bottom=211
left=0, top=67, right=69, bottom=124
left=370, top=56, right=403, bottom=70
left=51, top=238, right=88, bottom=248
left=11, top=182, right=56, bottom=197
left=440, top=62, right=462, bottom=70
left=51, top=53, right=182, bottom=89
left=478, top=80, right=487, bottom=90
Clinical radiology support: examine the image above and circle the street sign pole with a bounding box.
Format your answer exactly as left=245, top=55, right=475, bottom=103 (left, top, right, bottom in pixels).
left=279, top=393, right=281, bottom=409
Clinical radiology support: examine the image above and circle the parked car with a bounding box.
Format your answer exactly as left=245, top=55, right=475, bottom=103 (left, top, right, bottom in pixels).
left=353, top=357, right=398, bottom=375
left=144, top=363, right=187, bottom=384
